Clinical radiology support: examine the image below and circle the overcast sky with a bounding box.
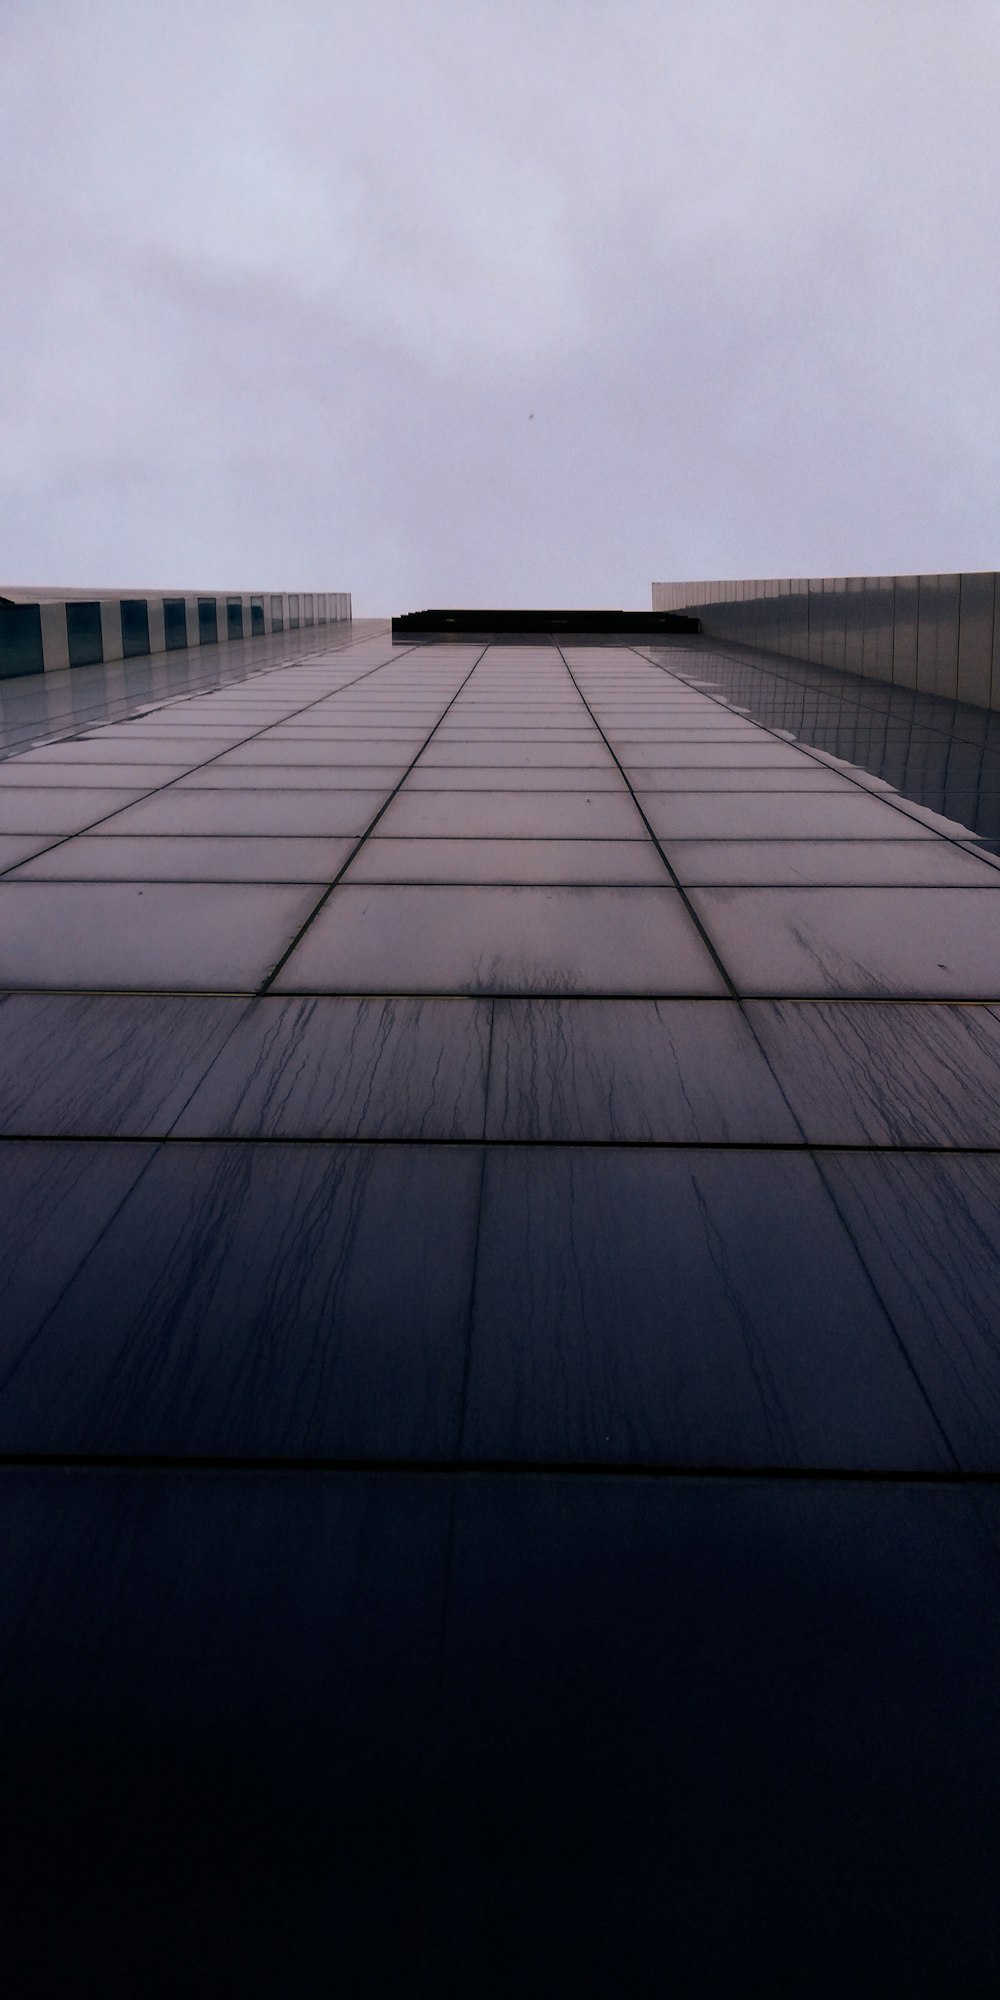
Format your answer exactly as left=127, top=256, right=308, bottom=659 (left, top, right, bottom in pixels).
left=2, top=1, right=999, bottom=614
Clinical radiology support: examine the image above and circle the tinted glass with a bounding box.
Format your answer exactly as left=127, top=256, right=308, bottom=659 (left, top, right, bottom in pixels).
left=120, top=600, right=150, bottom=659
left=163, top=599, right=187, bottom=650
left=0, top=602, right=44, bottom=678
left=66, top=601, right=103, bottom=667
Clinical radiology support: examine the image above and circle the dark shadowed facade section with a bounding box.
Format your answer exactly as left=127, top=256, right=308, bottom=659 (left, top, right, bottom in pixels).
left=1, top=612, right=999, bottom=1997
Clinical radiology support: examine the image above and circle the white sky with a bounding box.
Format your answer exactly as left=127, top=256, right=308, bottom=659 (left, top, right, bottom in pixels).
left=2, top=0, right=999, bottom=613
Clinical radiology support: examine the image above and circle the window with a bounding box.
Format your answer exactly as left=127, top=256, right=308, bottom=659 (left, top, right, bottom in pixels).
left=120, top=599, right=150, bottom=658
left=67, top=601, right=103, bottom=667
left=164, top=599, right=188, bottom=650
left=0, top=601, right=44, bottom=676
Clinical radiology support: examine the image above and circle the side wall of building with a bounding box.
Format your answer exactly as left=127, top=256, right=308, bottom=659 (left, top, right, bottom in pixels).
left=652, top=574, right=998, bottom=711
left=0, top=590, right=353, bottom=681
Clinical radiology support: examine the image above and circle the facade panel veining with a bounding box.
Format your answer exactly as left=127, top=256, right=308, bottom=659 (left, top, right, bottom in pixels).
left=2, top=610, right=999, bottom=1994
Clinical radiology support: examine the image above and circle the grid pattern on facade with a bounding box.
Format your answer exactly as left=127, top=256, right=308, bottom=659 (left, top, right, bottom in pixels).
left=2, top=622, right=1000, bottom=1992
left=653, top=637, right=1000, bottom=850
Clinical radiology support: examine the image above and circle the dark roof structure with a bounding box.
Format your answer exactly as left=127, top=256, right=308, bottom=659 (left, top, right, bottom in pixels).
left=391, top=605, right=700, bottom=638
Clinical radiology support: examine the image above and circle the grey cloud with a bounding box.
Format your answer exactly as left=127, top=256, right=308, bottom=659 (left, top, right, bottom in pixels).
left=1, top=0, right=999, bottom=611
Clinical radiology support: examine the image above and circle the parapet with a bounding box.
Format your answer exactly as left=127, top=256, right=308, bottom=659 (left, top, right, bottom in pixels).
left=0, top=588, right=352, bottom=680
left=652, top=573, right=998, bottom=709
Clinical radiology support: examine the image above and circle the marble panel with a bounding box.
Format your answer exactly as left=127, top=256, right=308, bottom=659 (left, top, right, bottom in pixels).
left=216, top=740, right=422, bottom=765
left=640, top=793, right=934, bottom=841
left=416, top=743, right=615, bottom=768
left=10, top=836, right=355, bottom=883
left=0, top=1139, right=154, bottom=1346
left=101, top=791, right=386, bottom=837
left=631, top=769, right=854, bottom=793
left=690, top=885, right=1000, bottom=998
left=0, top=761, right=188, bottom=788
left=0, top=881, right=320, bottom=991
left=0, top=835, right=60, bottom=873
left=664, top=839, right=999, bottom=886
left=343, top=838, right=666, bottom=884
left=435, top=1474, right=1000, bottom=1995
left=486, top=998, right=798, bottom=1141
left=746, top=1000, right=1000, bottom=1145
left=0, top=993, right=247, bottom=1135
left=0, top=1465, right=450, bottom=1992
left=173, top=764, right=405, bottom=791
left=273, top=885, right=727, bottom=997
left=821, top=1151, right=1000, bottom=1468
left=463, top=1148, right=951, bottom=1468
left=0, top=1142, right=482, bottom=1458
left=401, top=766, right=626, bottom=791
left=0, top=789, right=149, bottom=834
left=174, top=995, right=490, bottom=1139
left=376, top=792, right=645, bottom=839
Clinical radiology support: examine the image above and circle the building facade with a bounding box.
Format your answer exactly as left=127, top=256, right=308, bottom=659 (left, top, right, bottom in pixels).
left=2, top=604, right=999, bottom=1996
